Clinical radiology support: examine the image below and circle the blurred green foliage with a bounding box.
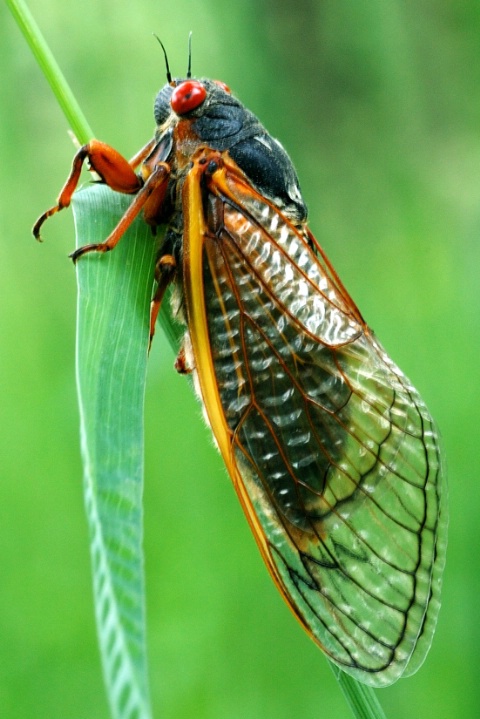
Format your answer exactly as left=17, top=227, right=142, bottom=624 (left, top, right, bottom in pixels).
left=1, top=0, right=478, bottom=717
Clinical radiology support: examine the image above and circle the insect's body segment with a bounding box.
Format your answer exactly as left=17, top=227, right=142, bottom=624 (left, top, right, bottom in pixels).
left=34, top=73, right=447, bottom=688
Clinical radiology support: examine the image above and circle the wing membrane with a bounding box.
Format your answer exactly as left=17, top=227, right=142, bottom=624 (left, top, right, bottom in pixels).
left=182, top=154, right=446, bottom=687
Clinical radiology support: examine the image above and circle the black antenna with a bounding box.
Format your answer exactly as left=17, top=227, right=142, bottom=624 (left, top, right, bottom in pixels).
left=186, top=32, right=193, bottom=78
left=153, top=34, right=172, bottom=83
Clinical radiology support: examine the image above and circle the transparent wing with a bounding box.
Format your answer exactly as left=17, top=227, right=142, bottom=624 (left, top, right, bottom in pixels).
left=182, top=154, right=447, bottom=687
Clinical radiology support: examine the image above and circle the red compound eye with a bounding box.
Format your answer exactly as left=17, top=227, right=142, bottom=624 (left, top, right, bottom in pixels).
left=214, top=80, right=231, bottom=94
left=171, top=80, right=207, bottom=115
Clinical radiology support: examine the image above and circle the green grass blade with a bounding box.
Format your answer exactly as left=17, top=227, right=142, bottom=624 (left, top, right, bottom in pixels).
left=5, top=0, right=94, bottom=143
left=329, top=664, right=388, bottom=719
left=72, top=184, right=159, bottom=719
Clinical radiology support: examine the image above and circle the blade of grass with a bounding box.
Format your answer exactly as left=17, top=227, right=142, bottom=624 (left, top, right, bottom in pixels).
left=5, top=0, right=93, bottom=143
left=72, top=184, right=159, bottom=719
left=330, top=664, right=387, bottom=719
left=10, top=2, right=389, bottom=717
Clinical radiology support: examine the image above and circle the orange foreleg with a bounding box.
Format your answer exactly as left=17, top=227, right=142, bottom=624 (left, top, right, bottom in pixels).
left=33, top=140, right=149, bottom=241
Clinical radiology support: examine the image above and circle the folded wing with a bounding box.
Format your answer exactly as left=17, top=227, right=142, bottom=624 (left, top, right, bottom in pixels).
left=182, top=155, right=447, bottom=687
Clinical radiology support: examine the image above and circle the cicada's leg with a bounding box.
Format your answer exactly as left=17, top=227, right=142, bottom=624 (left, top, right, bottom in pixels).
left=174, top=344, right=193, bottom=375
left=33, top=140, right=148, bottom=241
left=149, top=253, right=177, bottom=347
left=128, top=138, right=156, bottom=170
left=69, top=162, right=171, bottom=263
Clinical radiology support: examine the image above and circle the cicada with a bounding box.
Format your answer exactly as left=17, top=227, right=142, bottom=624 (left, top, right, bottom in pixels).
left=34, top=56, right=447, bottom=687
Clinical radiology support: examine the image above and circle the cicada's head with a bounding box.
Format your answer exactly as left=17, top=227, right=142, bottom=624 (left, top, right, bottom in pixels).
left=153, top=78, right=239, bottom=138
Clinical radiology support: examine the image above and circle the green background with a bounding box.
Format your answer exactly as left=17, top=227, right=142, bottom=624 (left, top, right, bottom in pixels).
left=1, top=0, right=478, bottom=717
